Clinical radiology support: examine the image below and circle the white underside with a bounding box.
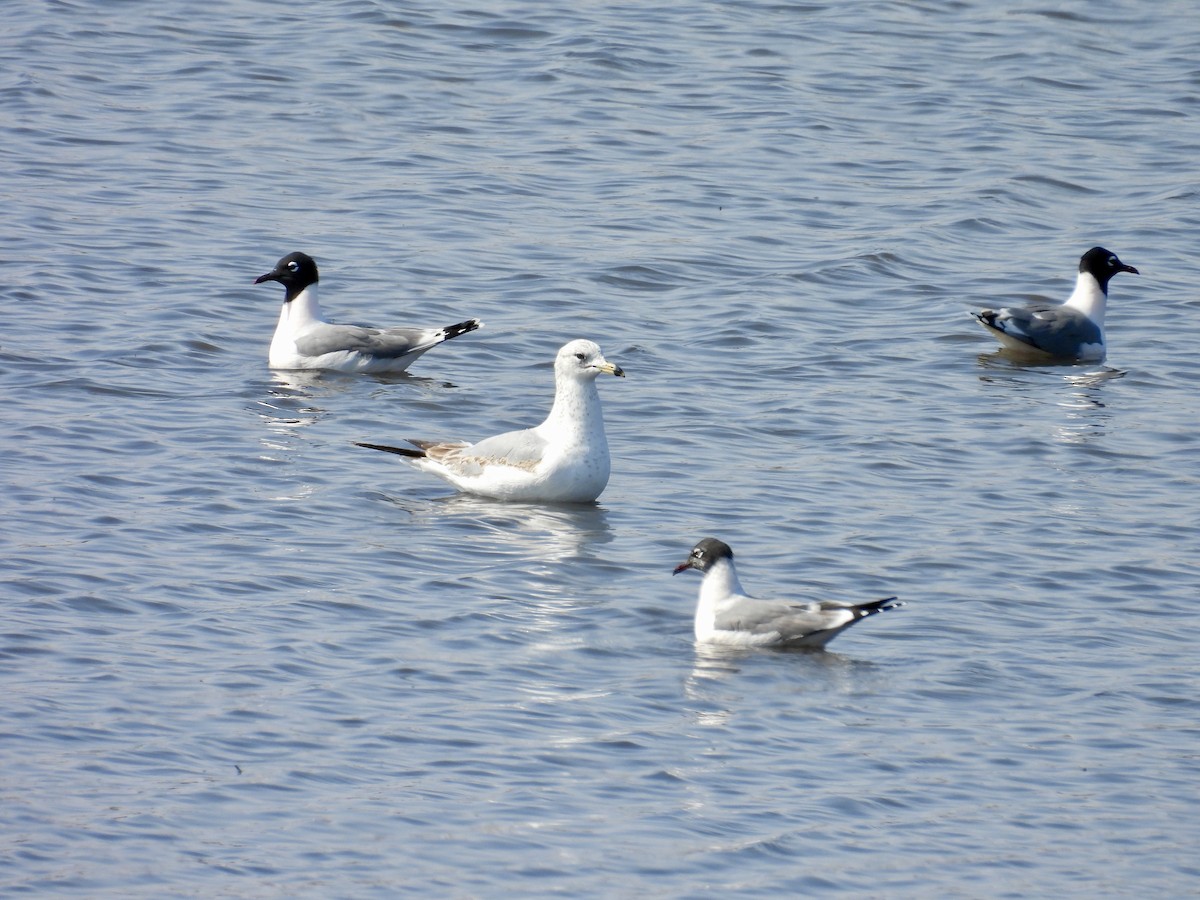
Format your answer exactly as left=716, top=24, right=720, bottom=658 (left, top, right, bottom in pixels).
left=269, top=339, right=426, bottom=374
left=699, top=625, right=844, bottom=649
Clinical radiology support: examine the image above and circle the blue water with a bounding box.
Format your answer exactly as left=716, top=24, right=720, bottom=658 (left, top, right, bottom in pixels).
left=3, top=1, right=1200, bottom=896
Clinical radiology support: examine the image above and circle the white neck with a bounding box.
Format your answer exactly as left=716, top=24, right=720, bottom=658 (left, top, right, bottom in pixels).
left=538, top=374, right=604, bottom=443
left=270, top=285, right=328, bottom=366
left=1062, top=271, right=1107, bottom=323
left=695, top=558, right=745, bottom=637
left=276, top=284, right=327, bottom=333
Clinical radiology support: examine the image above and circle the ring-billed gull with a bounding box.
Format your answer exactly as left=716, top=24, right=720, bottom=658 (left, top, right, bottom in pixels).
left=972, top=246, right=1138, bottom=362
left=673, top=538, right=903, bottom=649
left=356, top=339, right=624, bottom=503
left=254, top=251, right=481, bottom=373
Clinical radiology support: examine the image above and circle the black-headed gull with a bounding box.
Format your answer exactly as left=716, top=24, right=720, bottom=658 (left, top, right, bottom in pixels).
left=673, top=538, right=903, bottom=648
left=254, top=251, right=481, bottom=373
left=972, top=246, right=1138, bottom=362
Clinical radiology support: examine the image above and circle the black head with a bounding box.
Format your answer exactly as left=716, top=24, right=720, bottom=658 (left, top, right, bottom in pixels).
left=255, top=251, right=319, bottom=302
left=673, top=537, right=734, bottom=575
left=1079, top=247, right=1138, bottom=294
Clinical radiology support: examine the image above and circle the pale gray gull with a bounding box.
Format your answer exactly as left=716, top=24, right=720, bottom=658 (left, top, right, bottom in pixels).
left=356, top=339, right=624, bottom=503
left=673, top=538, right=904, bottom=649
left=254, top=251, right=481, bottom=373
left=972, top=246, right=1138, bottom=362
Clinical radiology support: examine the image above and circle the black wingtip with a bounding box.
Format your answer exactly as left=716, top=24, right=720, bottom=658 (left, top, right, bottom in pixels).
left=354, top=441, right=426, bottom=459
left=857, top=597, right=904, bottom=617
left=442, top=319, right=482, bottom=341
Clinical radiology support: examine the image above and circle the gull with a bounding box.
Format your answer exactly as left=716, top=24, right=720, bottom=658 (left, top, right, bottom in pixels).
left=356, top=339, right=624, bottom=503
left=672, top=538, right=903, bottom=649
left=972, top=246, right=1138, bottom=362
left=254, top=251, right=481, bottom=373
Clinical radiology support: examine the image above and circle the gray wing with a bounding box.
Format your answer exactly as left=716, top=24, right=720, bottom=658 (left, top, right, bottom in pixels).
left=713, top=597, right=842, bottom=638
left=295, top=324, right=445, bottom=360
left=977, top=304, right=1101, bottom=357
left=427, top=427, right=549, bottom=476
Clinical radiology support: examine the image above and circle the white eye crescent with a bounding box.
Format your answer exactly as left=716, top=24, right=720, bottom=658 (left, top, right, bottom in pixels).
left=288, top=261, right=300, bottom=272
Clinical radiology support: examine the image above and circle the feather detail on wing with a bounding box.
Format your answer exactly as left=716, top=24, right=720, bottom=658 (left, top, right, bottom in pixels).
left=420, top=429, right=550, bottom=476
left=714, top=596, right=903, bottom=640
left=973, top=305, right=1100, bottom=357
left=296, top=319, right=481, bottom=360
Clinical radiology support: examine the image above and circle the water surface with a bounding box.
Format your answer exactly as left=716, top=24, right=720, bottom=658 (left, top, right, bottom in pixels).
left=3, top=1, right=1199, bottom=896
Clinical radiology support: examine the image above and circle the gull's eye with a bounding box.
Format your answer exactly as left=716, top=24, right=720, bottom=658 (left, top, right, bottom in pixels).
left=693, top=549, right=704, bottom=560
left=575, top=352, right=587, bottom=362
left=1108, top=256, right=1118, bottom=267
left=287, top=261, right=300, bottom=272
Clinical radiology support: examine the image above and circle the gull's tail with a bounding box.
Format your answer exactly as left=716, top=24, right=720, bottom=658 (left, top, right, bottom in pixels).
left=355, top=442, right=426, bottom=459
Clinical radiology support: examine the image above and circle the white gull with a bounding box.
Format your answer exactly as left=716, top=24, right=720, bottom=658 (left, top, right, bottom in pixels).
left=356, top=339, right=624, bottom=503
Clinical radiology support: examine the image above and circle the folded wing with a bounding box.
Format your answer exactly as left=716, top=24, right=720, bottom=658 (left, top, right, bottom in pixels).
left=295, top=324, right=450, bottom=360
left=422, top=428, right=550, bottom=477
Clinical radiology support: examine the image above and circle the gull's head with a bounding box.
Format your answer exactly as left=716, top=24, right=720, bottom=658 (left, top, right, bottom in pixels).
left=255, top=251, right=320, bottom=301
left=556, top=339, right=625, bottom=380
left=1079, top=247, right=1138, bottom=293
left=673, top=537, right=733, bottom=576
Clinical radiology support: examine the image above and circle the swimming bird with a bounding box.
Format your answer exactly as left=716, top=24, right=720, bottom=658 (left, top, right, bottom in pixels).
left=254, top=251, right=481, bottom=373
left=672, top=538, right=903, bottom=649
left=356, top=339, right=624, bottom=503
left=972, top=246, right=1138, bottom=362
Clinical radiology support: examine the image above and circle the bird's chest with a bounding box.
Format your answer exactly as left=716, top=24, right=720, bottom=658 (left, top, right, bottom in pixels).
left=539, top=442, right=609, bottom=492
left=269, top=328, right=306, bottom=367
left=539, top=426, right=609, bottom=470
